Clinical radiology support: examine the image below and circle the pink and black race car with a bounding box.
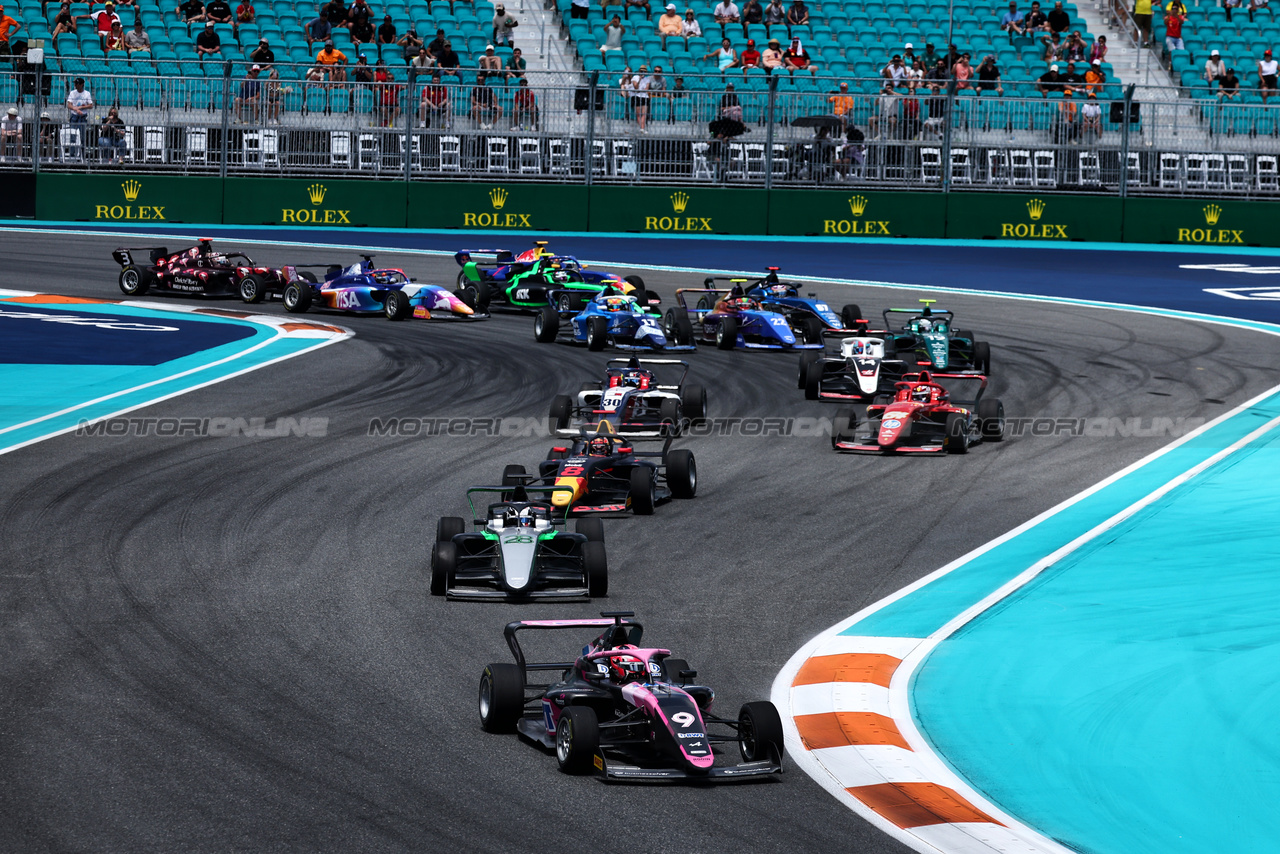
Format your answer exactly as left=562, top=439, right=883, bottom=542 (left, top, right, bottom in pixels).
left=478, top=612, right=784, bottom=781
left=831, top=370, right=1006, bottom=454
left=112, top=238, right=308, bottom=299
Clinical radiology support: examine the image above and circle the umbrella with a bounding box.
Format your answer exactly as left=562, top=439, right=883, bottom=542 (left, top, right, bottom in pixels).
left=790, top=114, right=844, bottom=129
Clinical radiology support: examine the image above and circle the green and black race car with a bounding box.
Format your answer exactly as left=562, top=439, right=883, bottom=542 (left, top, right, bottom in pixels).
left=453, top=242, right=654, bottom=312
left=881, top=299, right=992, bottom=374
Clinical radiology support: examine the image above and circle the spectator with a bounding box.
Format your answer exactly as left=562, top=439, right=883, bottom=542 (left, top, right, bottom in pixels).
left=1224, top=0, right=1241, bottom=19
left=1219, top=65, right=1239, bottom=98
left=236, top=0, right=256, bottom=23
left=901, top=91, right=921, bottom=138
left=977, top=54, right=1003, bottom=94
left=901, top=42, right=917, bottom=66
left=1041, top=31, right=1063, bottom=61
left=630, top=65, right=650, bottom=131
left=38, top=110, right=58, bottom=159
left=1081, top=90, right=1101, bottom=138
left=66, top=77, right=93, bottom=123
left=1260, top=49, right=1277, bottom=102
left=920, top=42, right=940, bottom=68
left=1084, top=57, right=1105, bottom=93
left=719, top=81, right=742, bottom=121
left=705, top=36, right=737, bottom=69
left=235, top=64, right=261, bottom=119
left=1037, top=62, right=1063, bottom=94
left=626, top=0, right=652, bottom=20
left=570, top=0, right=589, bottom=18
left=1064, top=30, right=1087, bottom=61
left=52, top=3, right=89, bottom=38
left=437, top=38, right=460, bottom=74
left=835, top=127, right=865, bottom=178
left=478, top=43, right=500, bottom=81
left=1046, top=0, right=1069, bottom=33
left=349, top=0, right=372, bottom=28
left=1022, top=1, right=1047, bottom=32
left=471, top=76, right=500, bottom=127
left=1132, top=0, right=1152, bottom=47
left=713, top=0, right=740, bottom=35
left=505, top=46, right=526, bottom=79
left=104, top=20, right=126, bottom=52
left=411, top=46, right=435, bottom=70
left=785, top=0, right=808, bottom=33
left=0, top=3, right=21, bottom=53
left=907, top=57, right=926, bottom=90
left=649, top=64, right=669, bottom=102
left=427, top=27, right=447, bottom=58
left=882, top=53, right=907, bottom=86
left=322, top=0, right=347, bottom=28
left=511, top=77, right=537, bottom=129
left=658, top=4, right=682, bottom=47
left=98, top=105, right=126, bottom=162
left=682, top=9, right=702, bottom=40
left=1055, top=87, right=1078, bottom=142
left=741, top=0, right=762, bottom=35
left=868, top=82, right=898, bottom=138
left=375, top=61, right=400, bottom=126
left=783, top=36, right=814, bottom=72
left=740, top=37, right=761, bottom=71
left=352, top=52, right=374, bottom=83
left=398, top=26, right=422, bottom=60
left=126, top=19, right=153, bottom=53
left=762, top=37, right=783, bottom=70
left=263, top=65, right=281, bottom=121
left=377, top=14, right=396, bottom=46
left=94, top=2, right=121, bottom=46
left=764, top=0, right=784, bottom=34
left=1204, top=48, right=1226, bottom=82
left=1164, top=4, right=1185, bottom=52
left=316, top=38, right=347, bottom=81
left=0, top=107, right=21, bottom=161
left=1062, top=59, right=1084, bottom=87
left=195, top=21, right=221, bottom=56
left=350, top=11, right=374, bottom=44
left=953, top=52, right=973, bottom=88
left=304, top=65, right=325, bottom=85
left=1247, top=0, right=1268, bottom=22
left=1089, top=33, right=1107, bottom=63
left=493, top=3, right=518, bottom=46
left=600, top=14, right=624, bottom=51
left=250, top=36, right=274, bottom=64
left=419, top=72, right=449, bottom=126
left=205, top=0, right=233, bottom=28
left=177, top=0, right=204, bottom=22
left=926, top=56, right=948, bottom=86
left=828, top=80, right=854, bottom=129
left=999, top=2, right=1024, bottom=36
left=304, top=9, right=331, bottom=45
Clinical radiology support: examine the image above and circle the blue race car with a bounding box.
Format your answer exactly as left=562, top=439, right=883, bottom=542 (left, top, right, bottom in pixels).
left=534, top=290, right=694, bottom=352
left=663, top=286, right=823, bottom=351
left=266, top=256, right=488, bottom=321
left=705, top=268, right=867, bottom=339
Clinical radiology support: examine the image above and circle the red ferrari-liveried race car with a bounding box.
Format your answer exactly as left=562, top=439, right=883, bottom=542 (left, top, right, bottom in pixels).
left=831, top=371, right=1005, bottom=454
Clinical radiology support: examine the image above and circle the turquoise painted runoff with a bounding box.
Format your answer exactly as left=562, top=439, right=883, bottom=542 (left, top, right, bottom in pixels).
left=912, top=417, right=1280, bottom=854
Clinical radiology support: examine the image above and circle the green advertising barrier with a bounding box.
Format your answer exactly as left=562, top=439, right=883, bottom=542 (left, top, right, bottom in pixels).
left=407, top=182, right=589, bottom=231
left=944, top=192, right=1122, bottom=242
left=36, top=173, right=223, bottom=223
left=767, top=189, right=946, bottom=238
left=588, top=186, right=767, bottom=235
left=221, top=177, right=407, bottom=228
left=1122, top=197, right=1279, bottom=247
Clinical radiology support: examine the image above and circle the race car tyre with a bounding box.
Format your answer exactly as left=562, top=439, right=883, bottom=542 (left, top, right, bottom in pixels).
left=665, top=308, right=694, bottom=346
left=549, top=394, right=573, bottom=430
left=666, top=449, right=697, bottom=499
left=659, top=398, right=681, bottom=435
left=586, top=316, right=609, bottom=351
left=841, top=304, right=863, bottom=330
left=472, top=284, right=491, bottom=314
left=479, top=662, right=524, bottom=733
left=662, top=658, right=691, bottom=686
left=437, top=516, right=466, bottom=543
left=556, top=292, right=586, bottom=313
left=798, top=351, right=820, bottom=389
left=576, top=517, right=605, bottom=543
left=944, top=412, right=970, bottom=454
left=455, top=270, right=470, bottom=290
left=800, top=316, right=824, bottom=345
left=583, top=541, right=608, bottom=598
left=739, top=701, right=785, bottom=764
left=978, top=398, right=1006, bottom=441
left=973, top=341, right=992, bottom=374
left=555, top=706, right=600, bottom=773
left=696, top=295, right=712, bottom=312
left=623, top=274, right=646, bottom=292
left=832, top=408, right=857, bottom=449
left=299, top=271, right=318, bottom=284
left=384, top=290, right=412, bottom=321
left=454, top=286, right=477, bottom=310
left=282, top=282, right=313, bottom=313
left=118, top=266, right=152, bottom=296
left=534, top=306, right=559, bottom=343
left=804, top=360, right=824, bottom=401
left=238, top=273, right=267, bottom=304
left=627, top=284, right=650, bottom=309
left=955, top=329, right=975, bottom=345
left=501, top=464, right=527, bottom=486
left=629, top=467, right=656, bottom=515
left=716, top=317, right=740, bottom=350
left=681, top=383, right=707, bottom=424
left=429, top=541, right=455, bottom=596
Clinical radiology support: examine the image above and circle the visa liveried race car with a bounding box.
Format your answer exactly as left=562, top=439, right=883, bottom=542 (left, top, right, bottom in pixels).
left=455, top=241, right=650, bottom=312
left=831, top=370, right=1005, bottom=454
left=534, top=290, right=691, bottom=352
left=798, top=334, right=915, bottom=401
left=113, top=239, right=300, bottom=298
left=664, top=287, right=823, bottom=351
left=707, top=268, right=866, bottom=337
left=265, top=256, right=487, bottom=321
left=478, top=611, right=785, bottom=781
left=881, top=299, right=991, bottom=373
left=506, top=421, right=696, bottom=516
left=548, top=357, right=707, bottom=437
left=431, top=485, right=607, bottom=600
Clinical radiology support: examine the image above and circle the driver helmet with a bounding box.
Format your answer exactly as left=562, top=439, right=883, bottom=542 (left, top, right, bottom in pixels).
left=912, top=386, right=931, bottom=402
left=918, top=319, right=933, bottom=334
left=603, top=296, right=629, bottom=312
left=770, top=283, right=789, bottom=295
left=620, top=369, right=650, bottom=389
left=517, top=507, right=536, bottom=528
left=852, top=340, right=864, bottom=354
left=608, top=651, right=647, bottom=684
left=589, top=436, right=612, bottom=456
left=732, top=297, right=755, bottom=310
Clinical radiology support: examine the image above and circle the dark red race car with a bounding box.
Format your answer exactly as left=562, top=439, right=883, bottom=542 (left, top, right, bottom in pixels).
left=112, top=238, right=313, bottom=300
left=831, top=370, right=1005, bottom=454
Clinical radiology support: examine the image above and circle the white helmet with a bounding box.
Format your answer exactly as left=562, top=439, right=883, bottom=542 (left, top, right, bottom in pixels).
left=918, top=319, right=933, bottom=334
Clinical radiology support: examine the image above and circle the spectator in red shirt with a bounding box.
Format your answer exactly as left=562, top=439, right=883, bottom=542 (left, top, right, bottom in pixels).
left=783, top=37, right=814, bottom=73
left=419, top=71, right=450, bottom=127
left=94, top=3, right=121, bottom=47
left=739, top=37, right=760, bottom=72
left=1163, top=5, right=1185, bottom=51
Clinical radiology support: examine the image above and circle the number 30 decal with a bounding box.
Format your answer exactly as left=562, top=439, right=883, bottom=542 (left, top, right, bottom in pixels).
left=671, top=712, right=696, bottom=728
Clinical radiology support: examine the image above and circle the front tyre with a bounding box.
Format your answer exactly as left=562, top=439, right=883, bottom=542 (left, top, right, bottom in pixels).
left=555, top=706, right=600, bottom=773
left=437, top=516, right=465, bottom=543
left=479, top=662, right=525, bottom=733
left=384, top=289, right=412, bottom=320
left=534, top=306, right=559, bottom=343
left=118, top=266, right=152, bottom=296
left=840, top=303, right=863, bottom=330
left=800, top=316, right=824, bottom=344
left=664, top=308, right=694, bottom=346
left=973, top=341, right=992, bottom=374
left=681, top=383, right=707, bottom=424
left=430, top=541, right=456, bottom=596
left=944, top=412, right=970, bottom=454
left=666, top=449, right=697, bottom=499
left=282, top=281, right=313, bottom=313
left=238, top=273, right=267, bottom=303
left=575, top=517, right=605, bottom=543
left=739, top=701, right=785, bottom=764
left=715, top=317, right=740, bottom=350
left=629, top=467, right=656, bottom=515
left=549, top=394, right=573, bottom=430
left=798, top=351, right=820, bottom=389
left=804, top=360, right=823, bottom=400
left=978, top=397, right=1005, bottom=441
left=585, top=316, right=609, bottom=351
left=583, top=540, right=608, bottom=597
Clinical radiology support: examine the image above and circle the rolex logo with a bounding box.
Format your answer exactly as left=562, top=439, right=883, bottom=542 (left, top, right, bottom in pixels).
left=1026, top=198, right=1046, bottom=221
left=307, top=183, right=327, bottom=205
left=121, top=179, right=141, bottom=201
left=1203, top=204, right=1222, bottom=226
left=489, top=187, right=508, bottom=210
left=847, top=195, right=868, bottom=217
left=670, top=191, right=689, bottom=214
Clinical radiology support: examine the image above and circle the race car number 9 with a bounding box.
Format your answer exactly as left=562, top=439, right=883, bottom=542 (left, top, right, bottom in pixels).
left=671, top=712, right=696, bottom=728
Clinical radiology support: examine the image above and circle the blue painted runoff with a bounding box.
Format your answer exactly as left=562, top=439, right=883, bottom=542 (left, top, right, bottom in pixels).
left=911, top=414, right=1280, bottom=854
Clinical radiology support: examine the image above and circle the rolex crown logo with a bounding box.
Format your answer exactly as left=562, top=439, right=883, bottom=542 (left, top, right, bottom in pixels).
left=307, top=183, right=327, bottom=205
left=489, top=187, right=508, bottom=210
left=1026, top=198, right=1046, bottom=221
left=848, top=195, right=868, bottom=217
left=1203, top=203, right=1222, bottom=226
left=670, top=191, right=690, bottom=214
left=121, top=179, right=142, bottom=202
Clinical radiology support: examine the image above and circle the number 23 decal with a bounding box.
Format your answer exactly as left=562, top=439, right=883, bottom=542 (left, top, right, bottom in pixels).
left=671, top=712, right=696, bottom=728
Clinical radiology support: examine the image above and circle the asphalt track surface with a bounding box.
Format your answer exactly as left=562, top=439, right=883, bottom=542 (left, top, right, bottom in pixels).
left=3, top=232, right=1279, bottom=854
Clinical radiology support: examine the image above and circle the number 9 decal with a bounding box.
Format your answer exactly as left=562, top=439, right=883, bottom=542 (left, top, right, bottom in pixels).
left=671, top=712, right=696, bottom=728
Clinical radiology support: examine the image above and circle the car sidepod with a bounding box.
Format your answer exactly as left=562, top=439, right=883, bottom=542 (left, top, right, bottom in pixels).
left=621, top=683, right=715, bottom=773
left=320, top=285, right=383, bottom=313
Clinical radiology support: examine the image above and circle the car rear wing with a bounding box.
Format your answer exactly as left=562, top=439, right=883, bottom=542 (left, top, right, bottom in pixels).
left=673, top=287, right=730, bottom=313
left=569, top=423, right=674, bottom=457
left=897, top=370, right=988, bottom=406
left=465, top=484, right=576, bottom=523
left=503, top=611, right=643, bottom=677
left=605, top=357, right=689, bottom=390
left=112, top=246, right=169, bottom=267
left=882, top=307, right=955, bottom=331
left=453, top=249, right=516, bottom=267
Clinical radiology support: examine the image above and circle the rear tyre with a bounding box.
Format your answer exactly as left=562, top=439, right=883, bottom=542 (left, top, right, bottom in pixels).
left=583, top=540, right=608, bottom=597
left=800, top=316, right=824, bottom=344
left=739, top=701, right=785, bottom=764
left=841, top=303, right=863, bottom=330
left=575, top=517, right=605, bottom=543
left=479, top=662, right=525, bottom=733
left=549, top=394, right=573, bottom=430
left=978, top=398, right=1005, bottom=441
left=534, top=306, right=559, bottom=343
left=238, top=273, right=267, bottom=303
left=118, top=266, right=152, bottom=296
left=585, top=316, right=609, bottom=351
left=629, top=467, right=656, bottom=515
left=437, top=516, right=465, bottom=543
left=627, top=284, right=649, bottom=308
left=973, top=341, right=991, bottom=374
left=282, top=281, right=312, bottom=313
left=501, top=464, right=527, bottom=486
left=430, top=541, right=455, bottom=596
left=798, top=351, right=820, bottom=389
left=662, top=657, right=691, bottom=686
left=832, top=408, right=857, bottom=449
left=696, top=295, right=712, bottom=312
left=665, top=308, right=694, bottom=346
left=944, top=412, right=970, bottom=454
left=623, top=274, right=646, bottom=292
left=804, top=360, right=823, bottom=401
left=384, top=289, right=412, bottom=320
left=666, top=449, right=697, bottom=499
left=716, top=317, right=740, bottom=350
left=681, top=383, right=707, bottom=424
left=555, top=706, right=600, bottom=773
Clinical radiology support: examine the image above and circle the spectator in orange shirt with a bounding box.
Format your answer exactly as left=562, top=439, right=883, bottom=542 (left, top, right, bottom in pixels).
left=827, top=80, right=854, bottom=129
left=316, top=38, right=348, bottom=82
left=1084, top=58, right=1105, bottom=93
left=0, top=4, right=24, bottom=56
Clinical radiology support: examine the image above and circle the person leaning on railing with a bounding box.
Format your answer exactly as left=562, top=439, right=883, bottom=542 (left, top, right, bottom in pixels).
left=98, top=106, right=127, bottom=163
left=235, top=64, right=262, bottom=121
left=0, top=108, right=22, bottom=162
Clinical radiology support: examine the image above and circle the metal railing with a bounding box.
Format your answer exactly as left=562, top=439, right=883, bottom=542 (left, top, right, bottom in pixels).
left=2, top=63, right=1279, bottom=196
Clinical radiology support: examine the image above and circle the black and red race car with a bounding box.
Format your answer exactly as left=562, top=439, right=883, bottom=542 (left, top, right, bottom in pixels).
left=111, top=238, right=313, bottom=299
left=478, top=611, right=785, bottom=781
left=831, top=370, right=1006, bottom=454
